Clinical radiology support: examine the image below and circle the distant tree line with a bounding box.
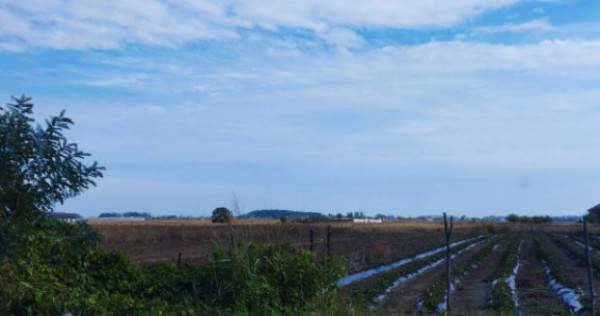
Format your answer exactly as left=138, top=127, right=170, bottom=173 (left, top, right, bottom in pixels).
left=243, top=209, right=324, bottom=219
left=506, top=214, right=552, bottom=224
left=98, top=211, right=151, bottom=219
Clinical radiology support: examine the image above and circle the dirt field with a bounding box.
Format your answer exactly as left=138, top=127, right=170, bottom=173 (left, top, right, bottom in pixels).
left=90, top=219, right=600, bottom=314
left=90, top=219, right=488, bottom=271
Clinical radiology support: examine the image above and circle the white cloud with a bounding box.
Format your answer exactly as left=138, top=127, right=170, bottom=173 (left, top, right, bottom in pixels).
left=474, top=19, right=553, bottom=34
left=12, top=33, right=600, bottom=215
left=37, top=37, right=600, bottom=176
left=0, top=0, right=238, bottom=50
left=227, top=0, right=528, bottom=29
left=83, top=73, right=149, bottom=87
left=315, top=27, right=364, bottom=48
left=0, top=0, right=545, bottom=50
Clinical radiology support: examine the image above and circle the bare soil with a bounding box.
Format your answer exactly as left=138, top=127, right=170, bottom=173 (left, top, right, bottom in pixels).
left=377, top=237, right=495, bottom=314
left=451, top=242, right=508, bottom=314
left=516, top=234, right=573, bottom=315
left=92, top=220, right=485, bottom=271
left=542, top=233, right=600, bottom=313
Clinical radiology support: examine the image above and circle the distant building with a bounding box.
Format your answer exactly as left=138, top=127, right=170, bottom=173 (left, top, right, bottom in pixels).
left=587, top=204, right=600, bottom=223
left=353, top=218, right=383, bottom=224
left=50, top=212, right=82, bottom=223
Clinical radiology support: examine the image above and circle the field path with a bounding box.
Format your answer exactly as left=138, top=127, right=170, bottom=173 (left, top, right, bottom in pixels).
left=516, top=234, right=572, bottom=315
left=451, top=242, right=507, bottom=314
left=378, top=237, right=492, bottom=314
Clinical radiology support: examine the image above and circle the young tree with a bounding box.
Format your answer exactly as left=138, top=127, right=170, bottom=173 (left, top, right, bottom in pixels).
left=212, top=207, right=233, bottom=223
left=0, top=95, right=104, bottom=219
left=506, top=214, right=520, bottom=223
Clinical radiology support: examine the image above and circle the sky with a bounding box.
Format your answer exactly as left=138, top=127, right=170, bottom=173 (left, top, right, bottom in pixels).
left=2, top=0, right=600, bottom=218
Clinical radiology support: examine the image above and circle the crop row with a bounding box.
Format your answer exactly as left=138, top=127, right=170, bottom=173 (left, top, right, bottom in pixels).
left=572, top=233, right=600, bottom=252
left=341, top=235, right=490, bottom=308
left=420, top=236, right=500, bottom=312
left=536, top=234, right=586, bottom=314
left=548, top=234, right=600, bottom=279
left=337, top=235, right=483, bottom=287
left=489, top=236, right=522, bottom=314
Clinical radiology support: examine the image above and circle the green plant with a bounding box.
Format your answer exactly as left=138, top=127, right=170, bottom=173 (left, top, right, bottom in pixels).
left=212, top=207, right=234, bottom=223
left=0, top=95, right=104, bottom=219
left=488, top=238, right=522, bottom=313
left=0, top=216, right=348, bottom=315
left=490, top=281, right=515, bottom=312
left=193, top=241, right=347, bottom=314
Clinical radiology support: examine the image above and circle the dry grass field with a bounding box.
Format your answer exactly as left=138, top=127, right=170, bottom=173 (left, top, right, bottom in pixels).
left=90, top=219, right=596, bottom=272
left=88, top=219, right=579, bottom=271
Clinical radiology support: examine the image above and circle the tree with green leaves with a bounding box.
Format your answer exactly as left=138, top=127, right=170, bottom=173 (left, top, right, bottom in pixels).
left=0, top=95, right=104, bottom=219
left=506, top=214, right=520, bottom=223
left=212, top=207, right=233, bottom=223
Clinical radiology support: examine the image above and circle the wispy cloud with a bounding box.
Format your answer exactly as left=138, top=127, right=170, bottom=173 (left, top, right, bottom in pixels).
left=474, top=19, right=554, bottom=34
left=0, top=0, right=547, bottom=51
left=2, top=0, right=600, bottom=216
left=40, top=38, right=600, bottom=173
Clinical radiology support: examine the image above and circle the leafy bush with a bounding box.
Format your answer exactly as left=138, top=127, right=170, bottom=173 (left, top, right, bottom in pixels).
left=154, top=241, right=347, bottom=314
left=212, top=207, right=234, bottom=223
left=0, top=215, right=346, bottom=315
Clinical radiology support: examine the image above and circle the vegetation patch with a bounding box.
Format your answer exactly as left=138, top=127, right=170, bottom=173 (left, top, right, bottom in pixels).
left=0, top=216, right=348, bottom=315
left=488, top=237, right=522, bottom=314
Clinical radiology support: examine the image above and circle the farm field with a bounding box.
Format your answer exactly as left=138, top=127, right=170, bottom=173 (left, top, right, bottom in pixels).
left=91, top=219, right=600, bottom=314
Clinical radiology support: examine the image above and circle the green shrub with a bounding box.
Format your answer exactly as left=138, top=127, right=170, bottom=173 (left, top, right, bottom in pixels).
left=0, top=215, right=346, bottom=315
left=212, top=207, right=234, bottom=223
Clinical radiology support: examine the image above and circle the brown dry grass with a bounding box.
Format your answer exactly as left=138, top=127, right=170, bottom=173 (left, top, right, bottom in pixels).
left=89, top=219, right=489, bottom=268
left=88, top=219, right=596, bottom=269
left=88, top=219, right=282, bottom=226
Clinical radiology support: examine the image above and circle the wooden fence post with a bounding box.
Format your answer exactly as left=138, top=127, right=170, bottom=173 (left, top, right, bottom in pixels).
left=444, top=212, right=453, bottom=312
left=177, top=252, right=182, bottom=269
left=327, top=225, right=332, bottom=257
left=585, top=220, right=595, bottom=316
left=310, top=229, right=314, bottom=252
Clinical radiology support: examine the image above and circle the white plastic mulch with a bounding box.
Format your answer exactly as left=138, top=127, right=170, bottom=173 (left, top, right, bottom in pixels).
left=375, top=238, right=490, bottom=304
left=540, top=259, right=584, bottom=314
left=505, top=241, right=523, bottom=310
left=336, top=235, right=484, bottom=287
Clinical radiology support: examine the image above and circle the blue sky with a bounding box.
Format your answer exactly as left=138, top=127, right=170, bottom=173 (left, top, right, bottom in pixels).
left=2, top=0, right=600, bottom=218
